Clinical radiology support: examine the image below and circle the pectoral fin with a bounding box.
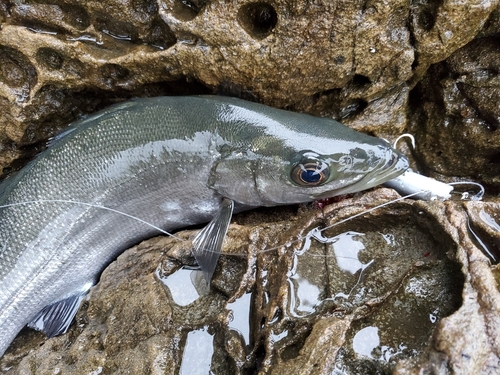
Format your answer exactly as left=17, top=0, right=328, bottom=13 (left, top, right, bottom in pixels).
left=192, top=198, right=234, bottom=285
left=28, top=290, right=89, bottom=338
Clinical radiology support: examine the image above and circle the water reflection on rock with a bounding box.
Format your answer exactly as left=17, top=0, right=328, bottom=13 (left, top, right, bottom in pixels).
left=156, top=267, right=206, bottom=306
left=2, top=191, right=500, bottom=375
left=179, top=327, right=214, bottom=375
left=227, top=292, right=251, bottom=345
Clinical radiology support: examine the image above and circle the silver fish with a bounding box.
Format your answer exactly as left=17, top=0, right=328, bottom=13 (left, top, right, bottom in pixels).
left=0, top=96, right=408, bottom=357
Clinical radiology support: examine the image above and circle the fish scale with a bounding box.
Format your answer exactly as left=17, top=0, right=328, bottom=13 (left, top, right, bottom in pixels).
left=0, top=96, right=408, bottom=358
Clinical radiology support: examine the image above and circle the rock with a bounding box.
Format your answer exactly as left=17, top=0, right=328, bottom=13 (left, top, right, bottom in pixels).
left=409, top=0, right=496, bottom=81
left=1, top=190, right=499, bottom=374
left=1, top=1, right=500, bottom=373
left=0, top=0, right=498, bottom=176
left=408, top=36, right=500, bottom=189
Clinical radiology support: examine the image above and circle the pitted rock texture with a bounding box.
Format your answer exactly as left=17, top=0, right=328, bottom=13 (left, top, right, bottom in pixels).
left=1, top=1, right=500, bottom=374
left=0, top=0, right=498, bottom=180
left=1, top=190, right=499, bottom=374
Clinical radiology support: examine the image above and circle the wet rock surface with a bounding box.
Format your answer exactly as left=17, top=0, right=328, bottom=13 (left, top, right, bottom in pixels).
left=408, top=35, right=500, bottom=187
left=1, top=0, right=500, bottom=374
left=0, top=0, right=498, bottom=174
left=1, top=191, right=500, bottom=374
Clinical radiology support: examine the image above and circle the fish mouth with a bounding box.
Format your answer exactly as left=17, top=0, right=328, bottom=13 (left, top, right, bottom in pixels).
left=322, top=149, right=409, bottom=198
left=368, top=149, right=409, bottom=186
left=381, top=149, right=409, bottom=176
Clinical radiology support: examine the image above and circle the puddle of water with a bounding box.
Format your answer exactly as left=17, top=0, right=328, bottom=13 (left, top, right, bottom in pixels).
left=286, top=274, right=321, bottom=317
left=331, top=254, right=462, bottom=374
left=227, top=293, right=252, bottom=345
left=281, top=217, right=462, bottom=373
left=179, top=327, right=214, bottom=375
left=26, top=27, right=57, bottom=35
left=285, top=232, right=325, bottom=317
left=467, top=222, right=498, bottom=262
left=351, top=325, right=408, bottom=362
left=352, top=326, right=379, bottom=358
left=67, top=34, right=104, bottom=45
left=468, top=211, right=500, bottom=263
left=328, top=232, right=367, bottom=274
left=156, top=267, right=206, bottom=306
left=270, top=329, right=289, bottom=344
left=285, top=227, right=401, bottom=315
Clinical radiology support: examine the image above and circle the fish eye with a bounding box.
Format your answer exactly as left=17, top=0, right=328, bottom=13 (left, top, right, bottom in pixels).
left=291, top=161, right=330, bottom=186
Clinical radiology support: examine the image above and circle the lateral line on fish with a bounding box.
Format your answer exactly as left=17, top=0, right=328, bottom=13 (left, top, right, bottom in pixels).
left=0, top=199, right=184, bottom=241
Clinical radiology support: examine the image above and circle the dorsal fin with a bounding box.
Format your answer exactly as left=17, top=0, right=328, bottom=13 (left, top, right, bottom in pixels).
left=46, top=126, right=78, bottom=148
left=46, top=100, right=139, bottom=148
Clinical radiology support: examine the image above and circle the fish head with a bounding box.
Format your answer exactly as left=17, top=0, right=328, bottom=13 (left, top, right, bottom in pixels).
left=284, top=142, right=408, bottom=200
left=252, top=140, right=408, bottom=206
left=209, top=104, right=409, bottom=206
left=211, top=140, right=408, bottom=207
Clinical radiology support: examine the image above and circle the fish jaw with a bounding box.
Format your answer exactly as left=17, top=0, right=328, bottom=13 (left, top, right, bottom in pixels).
left=322, top=147, right=409, bottom=197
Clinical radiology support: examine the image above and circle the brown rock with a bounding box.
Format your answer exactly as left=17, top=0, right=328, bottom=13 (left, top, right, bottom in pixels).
left=1, top=1, right=500, bottom=374
left=0, top=0, right=497, bottom=175
left=2, top=190, right=499, bottom=374
left=409, top=36, right=500, bottom=188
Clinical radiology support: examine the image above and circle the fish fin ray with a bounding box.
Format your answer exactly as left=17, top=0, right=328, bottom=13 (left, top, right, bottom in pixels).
left=192, top=198, right=234, bottom=285
left=27, top=291, right=88, bottom=338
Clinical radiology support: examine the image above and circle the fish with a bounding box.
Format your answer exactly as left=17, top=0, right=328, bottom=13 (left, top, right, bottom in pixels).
left=0, top=95, right=408, bottom=358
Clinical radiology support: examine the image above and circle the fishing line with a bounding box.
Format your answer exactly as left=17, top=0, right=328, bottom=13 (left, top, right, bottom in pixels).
left=0, top=191, right=427, bottom=258
left=248, top=190, right=426, bottom=258
left=447, top=181, right=485, bottom=201
left=0, top=199, right=185, bottom=241
left=0, top=185, right=470, bottom=259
